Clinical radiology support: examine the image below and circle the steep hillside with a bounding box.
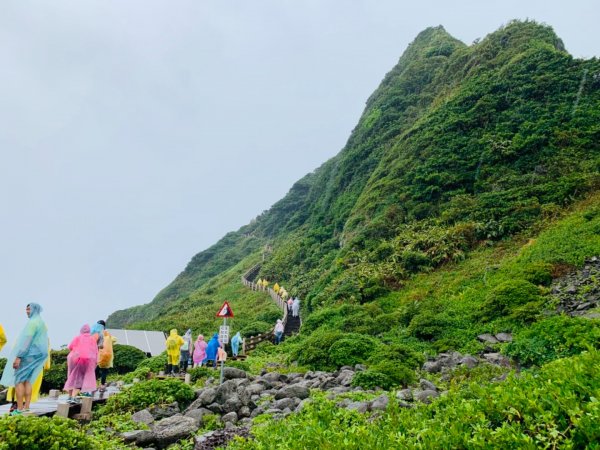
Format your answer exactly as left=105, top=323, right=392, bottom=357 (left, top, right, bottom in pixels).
left=108, top=20, right=600, bottom=337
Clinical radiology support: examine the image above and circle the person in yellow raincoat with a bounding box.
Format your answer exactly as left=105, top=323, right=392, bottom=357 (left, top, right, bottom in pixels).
left=273, top=283, right=280, bottom=293
left=97, top=330, right=117, bottom=389
left=0, top=323, right=6, bottom=352
left=165, top=329, right=184, bottom=375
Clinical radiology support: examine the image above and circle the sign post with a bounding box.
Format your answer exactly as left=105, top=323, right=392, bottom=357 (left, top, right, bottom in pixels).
left=216, top=301, right=234, bottom=383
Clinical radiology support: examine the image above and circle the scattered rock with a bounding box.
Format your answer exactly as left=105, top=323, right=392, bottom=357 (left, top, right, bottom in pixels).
left=413, top=390, right=439, bottom=404
left=131, top=409, right=155, bottom=426
left=494, top=333, right=512, bottom=343
left=153, top=415, right=198, bottom=447
left=370, top=394, right=389, bottom=411
left=419, top=379, right=437, bottom=392
left=477, top=334, right=499, bottom=344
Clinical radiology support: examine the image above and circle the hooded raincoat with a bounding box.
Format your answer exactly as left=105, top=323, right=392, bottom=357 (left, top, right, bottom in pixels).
left=0, top=323, right=6, bottom=352
left=90, top=321, right=105, bottom=348
left=7, top=339, right=50, bottom=403
left=231, top=332, right=242, bottom=356
left=64, top=324, right=98, bottom=393
left=193, top=335, right=207, bottom=365
left=292, top=298, right=300, bottom=317
left=98, top=330, right=117, bottom=369
left=204, top=333, right=221, bottom=364
left=0, top=303, right=49, bottom=387
left=166, top=329, right=184, bottom=365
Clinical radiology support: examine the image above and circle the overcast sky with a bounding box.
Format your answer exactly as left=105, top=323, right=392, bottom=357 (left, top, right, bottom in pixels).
left=0, top=1, right=597, bottom=355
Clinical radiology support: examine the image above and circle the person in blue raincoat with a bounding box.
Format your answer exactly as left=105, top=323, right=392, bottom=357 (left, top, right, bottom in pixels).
left=90, top=319, right=106, bottom=348
left=231, top=332, right=242, bottom=357
left=204, top=333, right=221, bottom=368
left=0, top=303, right=49, bottom=416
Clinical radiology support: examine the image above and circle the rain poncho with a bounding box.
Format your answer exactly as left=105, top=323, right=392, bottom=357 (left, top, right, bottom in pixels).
left=181, top=329, right=192, bottom=352
left=98, top=330, right=117, bottom=369
left=204, top=333, right=221, bottom=363
left=90, top=321, right=105, bottom=348
left=8, top=340, right=50, bottom=403
left=0, top=303, right=49, bottom=386
left=64, top=324, right=98, bottom=393
left=292, top=298, right=300, bottom=317
left=217, top=347, right=227, bottom=362
left=193, top=335, right=207, bottom=365
left=166, top=329, right=184, bottom=365
left=231, top=332, right=242, bottom=356
left=0, top=323, right=6, bottom=352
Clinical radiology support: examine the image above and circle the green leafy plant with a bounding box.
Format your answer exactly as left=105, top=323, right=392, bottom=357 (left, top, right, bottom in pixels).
left=100, top=378, right=195, bottom=415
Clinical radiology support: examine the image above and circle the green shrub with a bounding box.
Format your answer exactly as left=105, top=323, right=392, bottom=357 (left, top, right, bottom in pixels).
left=41, top=362, right=68, bottom=392
left=351, top=370, right=394, bottom=390
left=188, top=366, right=215, bottom=383
left=137, top=352, right=168, bottom=372
left=0, top=358, right=6, bottom=381
left=0, top=416, right=122, bottom=449
left=240, top=321, right=273, bottom=337
left=227, top=360, right=250, bottom=372
left=100, top=378, right=195, bottom=414
left=408, top=311, right=452, bottom=341
left=50, top=349, right=69, bottom=365
left=289, top=329, right=349, bottom=371
left=480, top=279, right=542, bottom=320
left=369, top=361, right=415, bottom=387
left=504, top=315, right=600, bottom=366
left=328, top=334, right=380, bottom=368
left=521, top=261, right=553, bottom=286
left=112, top=344, right=148, bottom=374
left=229, top=350, right=600, bottom=449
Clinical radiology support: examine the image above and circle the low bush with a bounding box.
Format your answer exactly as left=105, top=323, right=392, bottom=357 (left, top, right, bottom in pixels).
left=228, top=350, right=600, bottom=449
left=227, top=360, right=250, bottom=372
left=100, top=378, right=195, bottom=414
left=240, top=321, right=273, bottom=337
left=41, top=362, right=67, bottom=392
left=351, top=370, right=394, bottom=390
left=504, top=315, right=600, bottom=366
left=112, top=344, right=148, bottom=374
left=0, top=415, right=122, bottom=449
left=480, top=279, right=542, bottom=320
left=368, top=361, right=415, bottom=387
left=328, top=334, right=380, bottom=368
left=188, top=366, right=215, bottom=383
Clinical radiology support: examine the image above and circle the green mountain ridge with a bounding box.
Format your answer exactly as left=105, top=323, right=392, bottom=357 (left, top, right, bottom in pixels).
left=108, top=20, right=599, bottom=339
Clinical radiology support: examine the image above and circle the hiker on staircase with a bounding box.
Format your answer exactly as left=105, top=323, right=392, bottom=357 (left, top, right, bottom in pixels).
left=274, top=319, right=284, bottom=344
left=292, top=297, right=300, bottom=318
left=231, top=332, right=242, bottom=357
left=165, top=329, right=184, bottom=375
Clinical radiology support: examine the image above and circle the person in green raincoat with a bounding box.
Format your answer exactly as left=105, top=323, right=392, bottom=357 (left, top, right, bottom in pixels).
left=0, top=303, right=49, bottom=415
left=165, top=329, right=184, bottom=375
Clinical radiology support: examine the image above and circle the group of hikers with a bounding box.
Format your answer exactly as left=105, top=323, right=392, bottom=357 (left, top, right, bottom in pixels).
left=164, top=329, right=243, bottom=375
left=0, top=293, right=301, bottom=416
left=0, top=303, right=115, bottom=416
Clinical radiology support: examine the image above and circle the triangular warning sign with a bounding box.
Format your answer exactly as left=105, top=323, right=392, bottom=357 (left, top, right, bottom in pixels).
left=216, top=301, right=234, bottom=318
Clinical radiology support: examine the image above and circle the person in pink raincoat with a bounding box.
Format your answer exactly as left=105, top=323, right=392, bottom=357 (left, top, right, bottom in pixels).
left=63, top=324, right=98, bottom=403
left=192, top=334, right=208, bottom=367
